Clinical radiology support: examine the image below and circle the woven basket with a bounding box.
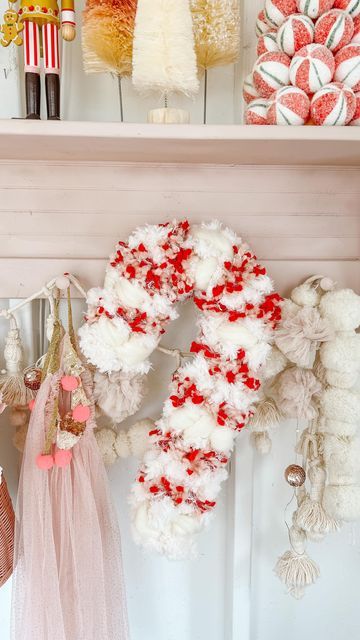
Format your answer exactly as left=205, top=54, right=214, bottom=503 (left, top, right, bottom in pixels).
left=0, top=472, right=15, bottom=588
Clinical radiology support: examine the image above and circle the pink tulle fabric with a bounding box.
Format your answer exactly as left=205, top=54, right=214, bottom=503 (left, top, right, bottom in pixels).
left=11, top=372, right=129, bottom=640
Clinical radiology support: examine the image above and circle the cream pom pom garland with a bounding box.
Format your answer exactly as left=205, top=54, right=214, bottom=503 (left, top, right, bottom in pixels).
left=251, top=274, right=360, bottom=596
left=79, top=219, right=281, bottom=558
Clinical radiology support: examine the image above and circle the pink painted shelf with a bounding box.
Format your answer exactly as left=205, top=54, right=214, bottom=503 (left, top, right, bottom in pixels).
left=1, top=121, right=360, bottom=165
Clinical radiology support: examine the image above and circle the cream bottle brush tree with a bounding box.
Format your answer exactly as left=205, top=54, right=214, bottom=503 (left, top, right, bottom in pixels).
left=132, top=0, right=199, bottom=123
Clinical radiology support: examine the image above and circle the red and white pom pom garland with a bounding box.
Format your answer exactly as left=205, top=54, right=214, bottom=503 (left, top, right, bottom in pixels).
left=334, top=43, right=360, bottom=87
left=334, top=0, right=360, bottom=17
left=297, top=0, right=335, bottom=19
left=310, top=80, right=356, bottom=123
left=245, top=98, right=270, bottom=124
left=265, top=0, right=298, bottom=27
left=253, top=51, right=291, bottom=97
left=267, top=85, right=310, bottom=123
left=315, top=8, right=354, bottom=51
left=79, top=220, right=281, bottom=557
left=245, top=0, right=360, bottom=124
left=290, top=43, right=335, bottom=92
left=277, top=14, right=315, bottom=55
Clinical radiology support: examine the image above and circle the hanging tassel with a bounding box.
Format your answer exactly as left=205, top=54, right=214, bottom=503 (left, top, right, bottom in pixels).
left=0, top=316, right=34, bottom=406
left=250, top=431, right=272, bottom=455
left=294, top=466, right=340, bottom=538
left=274, top=526, right=320, bottom=599
left=191, top=0, right=240, bottom=70
left=132, top=0, right=199, bottom=96
left=248, top=397, right=281, bottom=454
left=249, top=397, right=282, bottom=431
left=82, top=0, right=137, bottom=75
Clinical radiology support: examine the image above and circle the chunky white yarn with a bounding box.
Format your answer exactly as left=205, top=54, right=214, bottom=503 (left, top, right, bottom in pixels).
left=132, top=0, right=199, bottom=96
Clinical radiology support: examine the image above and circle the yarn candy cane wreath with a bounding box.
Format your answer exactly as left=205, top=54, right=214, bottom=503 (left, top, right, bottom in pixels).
left=79, top=220, right=282, bottom=557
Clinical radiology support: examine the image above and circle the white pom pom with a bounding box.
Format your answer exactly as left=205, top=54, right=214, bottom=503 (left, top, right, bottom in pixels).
left=114, top=430, right=131, bottom=459
left=263, top=346, right=288, bottom=379
left=320, top=333, right=360, bottom=372
left=323, top=485, right=360, bottom=521
left=320, top=277, right=335, bottom=292
left=325, top=369, right=359, bottom=389
left=321, top=387, right=360, bottom=423
left=323, top=435, right=360, bottom=483
left=94, top=370, right=147, bottom=423
left=95, top=427, right=117, bottom=465
left=320, top=289, right=360, bottom=331
left=320, top=419, right=358, bottom=437
left=291, top=283, right=320, bottom=307
left=128, top=419, right=154, bottom=457
left=210, top=427, right=235, bottom=453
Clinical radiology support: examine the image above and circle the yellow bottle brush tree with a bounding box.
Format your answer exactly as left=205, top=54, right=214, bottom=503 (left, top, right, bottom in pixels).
left=191, top=0, right=241, bottom=121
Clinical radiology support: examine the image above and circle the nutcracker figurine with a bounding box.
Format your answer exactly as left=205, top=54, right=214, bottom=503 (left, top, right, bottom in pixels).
left=1, top=0, right=75, bottom=119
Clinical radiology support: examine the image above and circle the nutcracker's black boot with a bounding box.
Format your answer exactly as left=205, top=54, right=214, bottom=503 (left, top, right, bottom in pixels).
left=25, top=72, right=41, bottom=119
left=45, top=73, right=60, bottom=120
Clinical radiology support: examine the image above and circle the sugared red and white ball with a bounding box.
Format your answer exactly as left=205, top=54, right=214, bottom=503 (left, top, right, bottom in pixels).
left=315, top=9, right=354, bottom=51
left=334, top=0, right=360, bottom=17
left=311, top=81, right=356, bottom=123
left=243, top=73, right=260, bottom=104
left=257, top=31, right=279, bottom=56
left=267, top=86, right=311, bottom=124
left=245, top=99, right=270, bottom=124
left=351, top=14, right=360, bottom=40
left=349, top=90, right=360, bottom=122
left=253, top=51, right=291, bottom=97
left=264, top=0, right=298, bottom=27
left=297, top=0, right=335, bottom=18
left=277, top=14, right=315, bottom=55
left=335, top=43, right=360, bottom=88
left=256, top=9, right=272, bottom=36
left=290, top=43, right=335, bottom=92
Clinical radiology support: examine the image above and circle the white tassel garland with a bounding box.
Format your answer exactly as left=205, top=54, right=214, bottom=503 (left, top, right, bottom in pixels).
left=274, top=526, right=320, bottom=599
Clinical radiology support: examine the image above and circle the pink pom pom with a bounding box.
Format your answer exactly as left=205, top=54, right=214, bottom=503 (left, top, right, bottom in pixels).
left=311, top=81, right=356, bottom=124
left=290, top=44, right=335, bottom=93
left=267, top=86, right=310, bottom=124
left=315, top=9, right=354, bottom=52
left=253, top=51, right=291, bottom=98
left=36, top=454, right=54, bottom=470
left=335, top=43, right=360, bottom=88
left=334, top=0, right=360, bottom=17
left=264, top=0, right=297, bottom=28
left=54, top=448, right=72, bottom=468
left=277, top=14, right=315, bottom=56
left=72, top=404, right=90, bottom=422
left=61, top=375, right=79, bottom=391
left=28, top=399, right=36, bottom=411
left=257, top=31, right=279, bottom=56
left=297, top=0, right=335, bottom=19
left=245, top=99, right=270, bottom=124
